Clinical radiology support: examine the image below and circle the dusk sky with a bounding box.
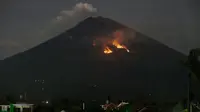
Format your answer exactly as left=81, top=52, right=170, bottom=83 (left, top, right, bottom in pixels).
left=0, top=0, right=199, bottom=59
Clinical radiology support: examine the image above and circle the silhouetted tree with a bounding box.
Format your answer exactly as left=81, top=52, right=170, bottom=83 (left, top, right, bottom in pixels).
left=0, top=95, right=16, bottom=104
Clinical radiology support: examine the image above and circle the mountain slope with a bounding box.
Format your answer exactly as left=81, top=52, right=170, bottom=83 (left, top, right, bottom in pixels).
left=0, top=16, right=188, bottom=102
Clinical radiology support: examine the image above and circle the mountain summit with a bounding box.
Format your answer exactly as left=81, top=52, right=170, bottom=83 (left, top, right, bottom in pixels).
left=0, top=16, right=188, bottom=101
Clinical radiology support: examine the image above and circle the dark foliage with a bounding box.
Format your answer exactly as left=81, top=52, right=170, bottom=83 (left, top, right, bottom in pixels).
left=34, top=105, right=54, bottom=112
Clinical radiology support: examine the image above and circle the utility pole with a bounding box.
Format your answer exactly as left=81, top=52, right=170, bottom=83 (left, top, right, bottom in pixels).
left=188, top=73, right=191, bottom=112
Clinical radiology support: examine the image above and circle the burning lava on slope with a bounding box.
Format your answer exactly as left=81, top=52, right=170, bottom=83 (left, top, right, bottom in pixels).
left=92, top=30, right=130, bottom=54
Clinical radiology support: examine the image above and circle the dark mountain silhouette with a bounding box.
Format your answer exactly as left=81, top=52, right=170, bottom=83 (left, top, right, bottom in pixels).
left=0, top=16, right=188, bottom=102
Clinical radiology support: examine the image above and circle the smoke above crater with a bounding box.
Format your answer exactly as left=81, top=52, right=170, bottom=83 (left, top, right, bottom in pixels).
left=39, top=2, right=97, bottom=42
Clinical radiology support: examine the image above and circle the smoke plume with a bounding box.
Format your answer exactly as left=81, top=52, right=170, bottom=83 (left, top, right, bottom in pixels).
left=39, top=2, right=97, bottom=42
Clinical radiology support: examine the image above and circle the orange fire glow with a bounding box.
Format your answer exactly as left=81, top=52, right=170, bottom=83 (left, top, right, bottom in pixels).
left=112, top=40, right=129, bottom=52
left=112, top=40, right=125, bottom=48
left=94, top=30, right=130, bottom=54
left=104, top=46, right=113, bottom=54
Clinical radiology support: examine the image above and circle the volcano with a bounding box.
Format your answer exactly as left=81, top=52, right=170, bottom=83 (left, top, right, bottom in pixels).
left=0, top=16, right=188, bottom=102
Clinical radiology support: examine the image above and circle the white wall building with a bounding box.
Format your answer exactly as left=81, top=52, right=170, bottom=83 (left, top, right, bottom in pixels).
left=0, top=103, right=34, bottom=112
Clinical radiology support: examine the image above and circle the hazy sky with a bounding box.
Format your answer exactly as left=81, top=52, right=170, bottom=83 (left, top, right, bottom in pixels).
left=0, top=0, right=199, bottom=59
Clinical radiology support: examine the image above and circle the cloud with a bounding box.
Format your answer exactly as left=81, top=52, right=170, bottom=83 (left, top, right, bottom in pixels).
left=39, top=2, right=97, bottom=41
left=57, top=2, right=97, bottom=20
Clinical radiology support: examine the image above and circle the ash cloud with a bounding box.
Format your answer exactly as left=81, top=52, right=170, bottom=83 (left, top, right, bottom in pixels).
left=39, top=2, right=97, bottom=42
